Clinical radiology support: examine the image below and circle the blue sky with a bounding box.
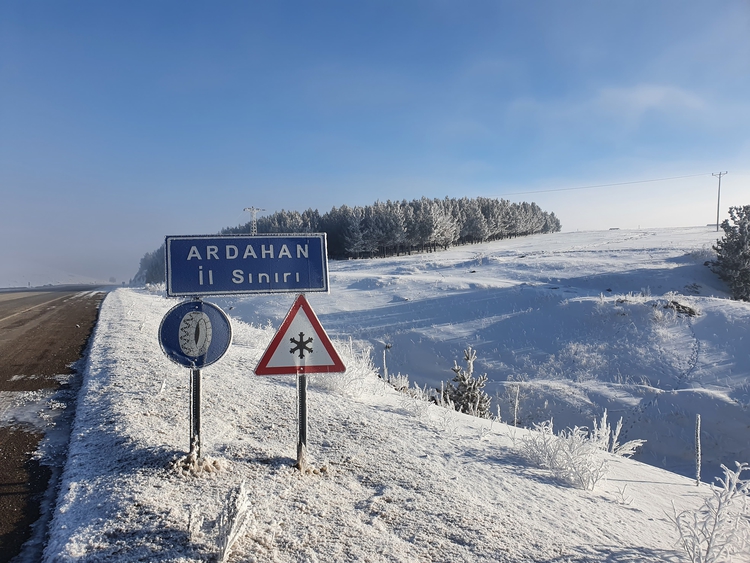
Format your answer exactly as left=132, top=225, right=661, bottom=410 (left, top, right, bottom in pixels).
left=1, top=1, right=749, bottom=285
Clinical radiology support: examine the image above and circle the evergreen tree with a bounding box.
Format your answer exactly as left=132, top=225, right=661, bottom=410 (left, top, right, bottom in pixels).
left=132, top=244, right=165, bottom=285
left=343, top=207, right=365, bottom=257
left=712, top=205, right=750, bottom=301
left=441, top=346, right=491, bottom=418
left=431, top=199, right=458, bottom=250
left=460, top=198, right=489, bottom=243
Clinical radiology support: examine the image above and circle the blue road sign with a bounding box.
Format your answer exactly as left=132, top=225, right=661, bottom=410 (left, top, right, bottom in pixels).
left=159, top=300, right=232, bottom=368
left=165, top=234, right=329, bottom=297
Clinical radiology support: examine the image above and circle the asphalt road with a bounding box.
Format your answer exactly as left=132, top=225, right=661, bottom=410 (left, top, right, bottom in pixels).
left=0, top=286, right=106, bottom=563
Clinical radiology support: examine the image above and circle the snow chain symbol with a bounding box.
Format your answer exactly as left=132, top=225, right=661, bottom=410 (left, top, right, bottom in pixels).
left=178, top=311, right=213, bottom=357
left=290, top=332, right=313, bottom=359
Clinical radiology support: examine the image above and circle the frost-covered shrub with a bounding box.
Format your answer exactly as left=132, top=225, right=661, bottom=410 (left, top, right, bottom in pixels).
left=521, top=416, right=626, bottom=491
left=671, top=462, right=750, bottom=563
left=712, top=205, right=750, bottom=301
left=591, top=410, right=646, bottom=458
left=388, top=372, right=411, bottom=393
left=438, top=403, right=459, bottom=435
left=689, top=244, right=717, bottom=263
left=311, top=340, right=384, bottom=398
left=520, top=419, right=559, bottom=468
left=216, top=481, right=251, bottom=563
left=398, top=383, right=432, bottom=420
left=440, top=346, right=491, bottom=418
left=553, top=426, right=610, bottom=491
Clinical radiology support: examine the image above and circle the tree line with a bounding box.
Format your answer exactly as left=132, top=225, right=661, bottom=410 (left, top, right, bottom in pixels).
left=133, top=196, right=561, bottom=283
left=223, top=196, right=561, bottom=259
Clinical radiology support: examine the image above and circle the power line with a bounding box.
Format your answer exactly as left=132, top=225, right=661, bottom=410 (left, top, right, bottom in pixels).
left=497, top=173, right=713, bottom=197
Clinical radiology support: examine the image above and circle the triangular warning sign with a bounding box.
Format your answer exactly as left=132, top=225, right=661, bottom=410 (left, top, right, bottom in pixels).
left=255, top=294, right=346, bottom=375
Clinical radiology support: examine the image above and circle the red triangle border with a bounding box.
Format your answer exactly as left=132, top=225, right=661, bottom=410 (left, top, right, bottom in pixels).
left=255, top=294, right=346, bottom=375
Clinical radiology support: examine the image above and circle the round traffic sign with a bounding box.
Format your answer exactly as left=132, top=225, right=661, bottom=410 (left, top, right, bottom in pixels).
left=159, top=300, right=232, bottom=368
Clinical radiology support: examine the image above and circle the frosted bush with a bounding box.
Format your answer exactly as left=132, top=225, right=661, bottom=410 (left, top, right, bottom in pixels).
left=521, top=418, right=610, bottom=490
left=591, top=410, right=646, bottom=458
left=310, top=339, right=384, bottom=399
left=216, top=481, right=251, bottom=563
left=689, top=245, right=717, bottom=262
left=671, top=462, right=750, bottom=563
left=615, top=484, right=633, bottom=506
left=554, top=426, right=610, bottom=490
left=652, top=306, right=666, bottom=323
left=399, top=386, right=432, bottom=421
left=388, top=372, right=411, bottom=392
left=438, top=400, right=458, bottom=435
left=520, top=419, right=559, bottom=468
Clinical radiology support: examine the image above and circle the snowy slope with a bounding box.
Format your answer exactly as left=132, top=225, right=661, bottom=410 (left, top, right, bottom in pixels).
left=222, top=226, right=750, bottom=482
left=41, top=226, right=749, bottom=562
left=44, top=288, right=712, bottom=562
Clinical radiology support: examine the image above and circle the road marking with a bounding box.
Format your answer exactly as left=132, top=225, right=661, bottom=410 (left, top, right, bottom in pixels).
left=0, top=293, right=78, bottom=326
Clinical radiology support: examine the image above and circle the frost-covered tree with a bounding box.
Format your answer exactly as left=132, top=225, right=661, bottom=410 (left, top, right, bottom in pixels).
left=342, top=206, right=365, bottom=258
left=360, top=205, right=383, bottom=257
left=401, top=201, right=419, bottom=252
left=431, top=199, right=458, bottom=250
left=460, top=198, right=489, bottom=243
left=712, top=205, right=750, bottom=301
left=132, top=244, right=165, bottom=285
left=374, top=200, right=406, bottom=255
left=318, top=205, right=348, bottom=258
left=440, top=347, right=491, bottom=418
left=542, top=211, right=562, bottom=234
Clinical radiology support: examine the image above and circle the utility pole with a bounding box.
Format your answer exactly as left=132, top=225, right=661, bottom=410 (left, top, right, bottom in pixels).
left=243, top=206, right=266, bottom=235
left=713, top=172, right=727, bottom=232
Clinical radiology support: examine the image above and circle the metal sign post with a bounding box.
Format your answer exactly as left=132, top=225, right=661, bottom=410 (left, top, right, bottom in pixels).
left=190, top=367, right=202, bottom=458
left=159, top=300, right=232, bottom=458
left=289, top=326, right=313, bottom=470
left=296, top=361, right=308, bottom=471
left=255, top=294, right=345, bottom=471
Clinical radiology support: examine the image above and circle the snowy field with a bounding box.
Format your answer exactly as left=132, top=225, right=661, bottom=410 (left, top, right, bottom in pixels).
left=40, top=226, right=750, bottom=562
left=224, top=226, right=750, bottom=481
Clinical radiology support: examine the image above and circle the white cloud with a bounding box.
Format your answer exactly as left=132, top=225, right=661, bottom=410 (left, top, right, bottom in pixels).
left=594, top=84, right=706, bottom=120
left=505, top=83, right=710, bottom=131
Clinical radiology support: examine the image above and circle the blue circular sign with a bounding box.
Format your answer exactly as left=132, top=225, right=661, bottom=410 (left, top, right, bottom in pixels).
left=159, top=300, right=232, bottom=368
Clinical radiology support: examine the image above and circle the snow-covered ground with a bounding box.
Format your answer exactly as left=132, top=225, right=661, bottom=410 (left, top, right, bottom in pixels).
left=39, top=226, right=749, bottom=562
left=225, top=226, right=750, bottom=481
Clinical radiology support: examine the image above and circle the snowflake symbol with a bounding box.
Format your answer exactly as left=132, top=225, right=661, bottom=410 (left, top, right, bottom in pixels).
left=290, top=332, right=313, bottom=359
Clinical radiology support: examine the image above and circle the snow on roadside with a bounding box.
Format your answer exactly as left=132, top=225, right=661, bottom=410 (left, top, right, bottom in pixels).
left=44, top=287, right=711, bottom=562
